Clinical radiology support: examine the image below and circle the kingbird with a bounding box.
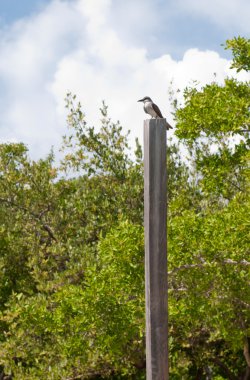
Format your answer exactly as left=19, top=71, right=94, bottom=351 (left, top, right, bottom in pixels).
left=138, top=96, right=173, bottom=129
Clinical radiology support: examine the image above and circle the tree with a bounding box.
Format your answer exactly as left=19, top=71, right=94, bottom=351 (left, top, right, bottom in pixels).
left=0, top=96, right=189, bottom=379
left=0, top=36, right=249, bottom=379
left=225, top=36, right=250, bottom=72
left=169, top=36, right=250, bottom=379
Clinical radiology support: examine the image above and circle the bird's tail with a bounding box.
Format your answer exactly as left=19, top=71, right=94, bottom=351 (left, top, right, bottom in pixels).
left=165, top=121, right=173, bottom=130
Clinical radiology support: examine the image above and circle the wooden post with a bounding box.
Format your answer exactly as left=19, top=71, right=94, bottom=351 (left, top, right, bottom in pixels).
left=144, top=119, right=168, bottom=380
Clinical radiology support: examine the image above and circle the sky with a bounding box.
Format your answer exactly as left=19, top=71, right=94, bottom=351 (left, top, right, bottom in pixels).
left=0, top=0, right=249, bottom=159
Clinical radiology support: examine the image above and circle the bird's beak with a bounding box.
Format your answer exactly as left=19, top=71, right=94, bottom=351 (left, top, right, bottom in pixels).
left=138, top=99, right=143, bottom=102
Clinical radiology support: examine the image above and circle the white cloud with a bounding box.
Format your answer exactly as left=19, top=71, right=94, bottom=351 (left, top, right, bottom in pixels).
left=0, top=0, right=249, bottom=159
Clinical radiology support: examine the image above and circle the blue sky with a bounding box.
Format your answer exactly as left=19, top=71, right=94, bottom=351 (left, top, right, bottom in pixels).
left=0, top=0, right=51, bottom=24
left=0, top=0, right=249, bottom=158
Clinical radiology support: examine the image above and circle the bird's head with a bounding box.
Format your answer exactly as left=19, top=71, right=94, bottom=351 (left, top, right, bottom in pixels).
left=138, top=96, right=152, bottom=103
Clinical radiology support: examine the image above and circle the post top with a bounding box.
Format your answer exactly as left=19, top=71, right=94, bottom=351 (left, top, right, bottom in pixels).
left=144, top=118, right=172, bottom=130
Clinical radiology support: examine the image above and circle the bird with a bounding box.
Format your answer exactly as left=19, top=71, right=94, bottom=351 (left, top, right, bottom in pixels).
left=138, top=96, right=173, bottom=129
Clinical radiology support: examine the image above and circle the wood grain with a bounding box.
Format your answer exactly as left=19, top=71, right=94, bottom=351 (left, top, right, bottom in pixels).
left=144, top=119, right=168, bottom=380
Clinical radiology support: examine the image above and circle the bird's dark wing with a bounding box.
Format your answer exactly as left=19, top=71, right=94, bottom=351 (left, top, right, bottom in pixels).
left=152, top=103, right=163, bottom=118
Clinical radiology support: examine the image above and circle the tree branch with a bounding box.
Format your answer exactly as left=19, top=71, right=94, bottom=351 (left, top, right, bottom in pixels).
left=42, top=224, right=57, bottom=242
left=244, top=338, right=250, bottom=368
left=0, top=197, right=57, bottom=242
left=169, top=258, right=250, bottom=275
left=211, top=357, right=238, bottom=380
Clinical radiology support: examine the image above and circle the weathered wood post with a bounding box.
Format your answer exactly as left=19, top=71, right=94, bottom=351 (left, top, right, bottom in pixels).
left=144, top=118, right=168, bottom=380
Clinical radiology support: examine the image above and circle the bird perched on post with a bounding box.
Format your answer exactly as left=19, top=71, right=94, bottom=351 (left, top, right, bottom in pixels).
left=138, top=96, right=173, bottom=129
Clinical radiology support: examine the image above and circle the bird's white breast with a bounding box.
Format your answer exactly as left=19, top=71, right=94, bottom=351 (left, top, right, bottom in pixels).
left=144, top=101, right=157, bottom=117
left=144, top=101, right=152, bottom=108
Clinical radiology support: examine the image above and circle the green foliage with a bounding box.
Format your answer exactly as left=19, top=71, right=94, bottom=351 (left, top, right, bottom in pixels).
left=0, top=36, right=249, bottom=379
left=0, top=222, right=145, bottom=380
left=169, top=35, right=250, bottom=378
left=62, top=95, right=132, bottom=179
left=168, top=194, right=250, bottom=378
left=0, top=101, right=149, bottom=379
left=175, top=38, right=249, bottom=203
left=175, top=79, right=250, bottom=140
left=225, top=36, right=250, bottom=72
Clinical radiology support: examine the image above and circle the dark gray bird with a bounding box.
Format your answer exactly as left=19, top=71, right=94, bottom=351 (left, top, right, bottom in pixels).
left=138, top=96, right=173, bottom=129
